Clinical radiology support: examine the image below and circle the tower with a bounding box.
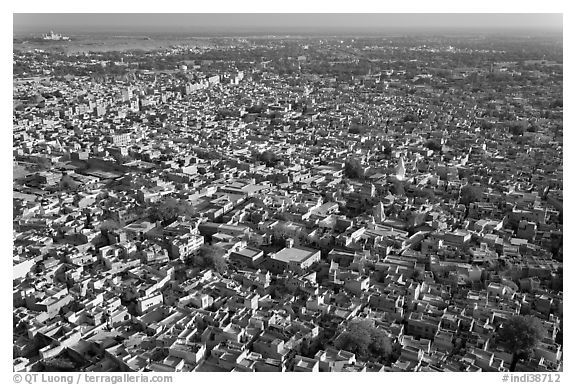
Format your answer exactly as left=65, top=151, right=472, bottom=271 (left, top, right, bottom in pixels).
left=395, top=155, right=406, bottom=181
left=373, top=201, right=386, bottom=224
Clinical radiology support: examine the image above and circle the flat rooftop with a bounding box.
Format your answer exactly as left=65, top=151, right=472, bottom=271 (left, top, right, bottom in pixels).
left=232, top=246, right=263, bottom=259
left=271, top=247, right=318, bottom=264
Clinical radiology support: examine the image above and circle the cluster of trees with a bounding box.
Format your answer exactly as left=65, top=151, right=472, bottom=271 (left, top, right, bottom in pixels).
left=30, top=156, right=52, bottom=171
left=508, top=120, right=530, bottom=136
left=191, top=244, right=228, bottom=274
left=550, top=98, right=562, bottom=109
left=459, top=184, right=483, bottom=205
left=215, top=107, right=241, bottom=120
left=343, top=158, right=364, bottom=179
left=99, top=219, right=122, bottom=232
left=410, top=187, right=437, bottom=201
left=334, top=319, right=398, bottom=364
left=403, top=113, right=418, bottom=122
left=148, top=197, right=196, bottom=225
left=193, top=147, right=221, bottom=160
left=480, top=120, right=495, bottom=130
left=424, top=139, right=443, bottom=152
left=58, top=174, right=80, bottom=192
left=306, top=61, right=373, bottom=77
left=381, top=141, right=393, bottom=158
left=13, top=61, right=33, bottom=76
left=246, top=104, right=266, bottom=114
left=389, top=179, right=405, bottom=196
left=495, top=315, right=545, bottom=372
left=256, top=150, right=280, bottom=167
left=507, top=120, right=545, bottom=136
left=348, top=124, right=367, bottom=135
left=40, top=356, right=77, bottom=371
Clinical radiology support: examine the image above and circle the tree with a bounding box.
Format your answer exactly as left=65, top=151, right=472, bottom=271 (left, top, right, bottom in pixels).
left=403, top=113, right=417, bottom=122
left=344, top=158, right=364, bottom=179
left=508, top=121, right=528, bottom=136
left=33, top=156, right=52, bottom=171
left=550, top=98, right=562, bottom=109
left=382, top=141, right=393, bottom=157
left=60, top=174, right=80, bottom=191
left=424, top=139, right=442, bottom=152
left=148, top=198, right=196, bottom=225
left=527, top=122, right=539, bottom=133
left=148, top=198, right=180, bottom=224
left=348, top=125, right=365, bottom=135
left=100, top=219, right=122, bottom=232
left=334, top=319, right=393, bottom=362
left=460, top=184, right=483, bottom=205
left=495, top=315, right=544, bottom=372
left=336, top=323, right=371, bottom=357
left=42, top=356, right=77, bottom=371
left=481, top=120, right=494, bottom=130
left=258, top=150, right=279, bottom=167
left=194, top=244, right=228, bottom=274
left=368, top=325, right=394, bottom=359
left=389, top=179, right=405, bottom=196
left=412, top=187, right=436, bottom=201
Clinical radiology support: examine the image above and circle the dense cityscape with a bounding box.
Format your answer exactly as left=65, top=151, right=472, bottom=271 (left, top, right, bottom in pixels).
left=13, top=29, right=563, bottom=373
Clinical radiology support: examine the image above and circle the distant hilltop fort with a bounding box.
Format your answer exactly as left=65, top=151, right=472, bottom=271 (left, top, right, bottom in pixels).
left=41, top=31, right=70, bottom=41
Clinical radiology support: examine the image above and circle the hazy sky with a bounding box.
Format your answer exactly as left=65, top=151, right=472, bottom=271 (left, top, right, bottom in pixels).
left=13, top=13, right=562, bottom=35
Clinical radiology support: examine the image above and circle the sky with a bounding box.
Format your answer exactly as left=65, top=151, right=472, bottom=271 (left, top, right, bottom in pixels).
left=13, top=13, right=563, bottom=35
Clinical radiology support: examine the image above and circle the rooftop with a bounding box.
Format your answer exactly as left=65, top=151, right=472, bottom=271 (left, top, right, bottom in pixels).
left=271, top=246, right=318, bottom=264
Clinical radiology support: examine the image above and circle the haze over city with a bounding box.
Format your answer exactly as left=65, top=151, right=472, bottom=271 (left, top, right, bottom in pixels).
left=13, top=13, right=563, bottom=35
